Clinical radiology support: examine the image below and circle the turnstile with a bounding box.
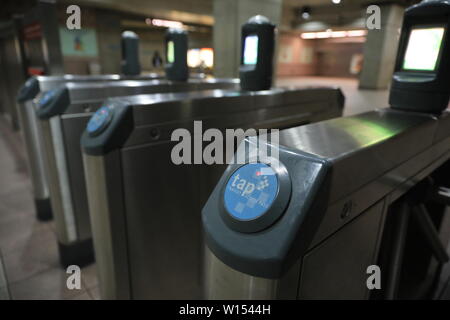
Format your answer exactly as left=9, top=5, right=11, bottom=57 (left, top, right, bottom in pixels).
left=16, top=74, right=162, bottom=221
left=35, top=78, right=240, bottom=266
left=80, top=86, right=345, bottom=299
left=202, top=109, right=450, bottom=299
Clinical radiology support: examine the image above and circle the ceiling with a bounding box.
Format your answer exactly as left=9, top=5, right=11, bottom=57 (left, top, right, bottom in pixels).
left=58, top=0, right=214, bottom=25
left=283, top=0, right=418, bottom=7
left=0, top=0, right=423, bottom=31
left=283, top=0, right=421, bottom=31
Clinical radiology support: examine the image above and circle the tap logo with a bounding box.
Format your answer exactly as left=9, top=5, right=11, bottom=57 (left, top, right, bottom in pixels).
left=257, top=175, right=269, bottom=191
left=224, top=163, right=279, bottom=220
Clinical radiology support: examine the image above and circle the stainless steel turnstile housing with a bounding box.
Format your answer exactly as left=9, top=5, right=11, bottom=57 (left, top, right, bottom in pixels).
left=202, top=109, right=450, bottom=299
left=16, top=74, right=162, bottom=219
left=36, top=78, right=240, bottom=266
left=81, top=87, right=345, bottom=299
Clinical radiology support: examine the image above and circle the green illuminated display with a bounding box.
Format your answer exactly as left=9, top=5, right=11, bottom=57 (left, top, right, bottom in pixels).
left=167, top=41, right=175, bottom=64
left=403, top=27, right=445, bottom=71
left=243, top=35, right=258, bottom=65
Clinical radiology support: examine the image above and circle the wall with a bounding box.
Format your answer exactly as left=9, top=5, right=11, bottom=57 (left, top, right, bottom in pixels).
left=213, top=0, right=283, bottom=78
left=95, top=9, right=122, bottom=74
left=56, top=4, right=213, bottom=75
left=315, top=38, right=364, bottom=78
left=277, top=32, right=316, bottom=77
left=276, top=32, right=365, bottom=78
left=57, top=5, right=100, bottom=75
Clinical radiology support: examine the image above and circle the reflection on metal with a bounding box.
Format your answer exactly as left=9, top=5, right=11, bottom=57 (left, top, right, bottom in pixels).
left=205, top=248, right=278, bottom=300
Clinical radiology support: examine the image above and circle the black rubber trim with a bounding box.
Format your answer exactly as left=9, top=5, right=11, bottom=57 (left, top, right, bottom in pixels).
left=36, top=86, right=70, bottom=119
left=17, top=77, right=39, bottom=103
left=58, top=239, right=95, bottom=268
left=34, top=198, right=53, bottom=221
left=81, top=99, right=134, bottom=156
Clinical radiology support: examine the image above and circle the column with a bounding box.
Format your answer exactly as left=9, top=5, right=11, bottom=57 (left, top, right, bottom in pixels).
left=359, top=4, right=404, bottom=90
left=213, top=0, right=282, bottom=78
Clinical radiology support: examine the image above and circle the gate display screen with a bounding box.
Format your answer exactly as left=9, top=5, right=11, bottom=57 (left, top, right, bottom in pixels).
left=402, top=26, right=445, bottom=71
left=167, top=41, right=175, bottom=64
left=243, top=35, right=258, bottom=65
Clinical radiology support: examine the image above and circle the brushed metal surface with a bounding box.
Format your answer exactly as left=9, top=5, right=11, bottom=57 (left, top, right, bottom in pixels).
left=40, top=119, right=72, bottom=244
left=83, top=151, right=131, bottom=300
left=18, top=100, right=50, bottom=199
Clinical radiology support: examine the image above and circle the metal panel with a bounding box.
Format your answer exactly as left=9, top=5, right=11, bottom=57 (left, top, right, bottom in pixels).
left=61, top=115, right=92, bottom=241
left=40, top=119, right=72, bottom=243
left=298, top=200, right=387, bottom=299
left=83, top=151, right=131, bottom=299
left=19, top=100, right=50, bottom=200
left=205, top=248, right=301, bottom=300
left=121, top=141, right=202, bottom=299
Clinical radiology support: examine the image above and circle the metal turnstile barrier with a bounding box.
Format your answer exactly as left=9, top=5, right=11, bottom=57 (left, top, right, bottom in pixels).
left=80, top=86, right=345, bottom=299
left=202, top=109, right=450, bottom=299
left=16, top=74, right=163, bottom=220
left=15, top=72, right=222, bottom=221
left=34, top=78, right=240, bottom=266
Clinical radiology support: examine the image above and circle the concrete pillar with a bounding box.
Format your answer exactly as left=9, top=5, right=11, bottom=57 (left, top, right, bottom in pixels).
left=213, top=0, right=282, bottom=78
left=359, top=4, right=404, bottom=90
left=95, top=9, right=122, bottom=74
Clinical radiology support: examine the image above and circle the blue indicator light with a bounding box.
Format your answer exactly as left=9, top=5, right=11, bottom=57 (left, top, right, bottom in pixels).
left=38, top=90, right=55, bottom=108
left=224, top=163, right=279, bottom=221
left=87, top=106, right=112, bottom=136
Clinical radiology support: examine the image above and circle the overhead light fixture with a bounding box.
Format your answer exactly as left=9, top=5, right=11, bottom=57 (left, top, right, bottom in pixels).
left=301, top=29, right=367, bottom=39
left=332, top=0, right=341, bottom=4
left=300, top=6, right=311, bottom=20
left=145, top=18, right=183, bottom=29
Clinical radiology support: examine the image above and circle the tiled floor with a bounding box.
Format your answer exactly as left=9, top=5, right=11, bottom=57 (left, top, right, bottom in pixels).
left=275, top=76, right=390, bottom=116
left=0, top=76, right=446, bottom=300
left=0, top=116, right=99, bottom=300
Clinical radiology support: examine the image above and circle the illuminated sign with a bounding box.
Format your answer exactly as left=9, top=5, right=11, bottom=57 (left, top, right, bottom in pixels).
left=402, top=27, right=445, bottom=71
left=243, top=35, right=258, bottom=65
left=145, top=18, right=183, bottom=29
left=167, top=41, right=175, bottom=64
left=301, top=29, right=367, bottom=40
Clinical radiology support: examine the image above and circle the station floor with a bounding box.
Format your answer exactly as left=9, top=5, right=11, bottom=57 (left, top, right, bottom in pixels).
left=0, top=76, right=447, bottom=300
